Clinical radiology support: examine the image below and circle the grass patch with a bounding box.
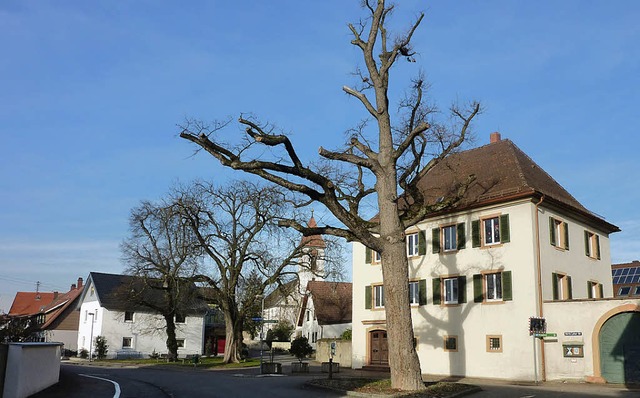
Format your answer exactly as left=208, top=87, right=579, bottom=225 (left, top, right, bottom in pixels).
left=309, top=378, right=477, bottom=397
left=99, top=357, right=260, bottom=369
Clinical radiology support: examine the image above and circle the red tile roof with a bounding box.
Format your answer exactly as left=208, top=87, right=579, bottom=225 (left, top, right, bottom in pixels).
left=298, top=281, right=352, bottom=326
left=8, top=292, right=56, bottom=316
left=40, top=286, right=83, bottom=329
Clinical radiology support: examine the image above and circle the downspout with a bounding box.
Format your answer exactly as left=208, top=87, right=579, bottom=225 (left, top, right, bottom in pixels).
left=534, top=195, right=546, bottom=381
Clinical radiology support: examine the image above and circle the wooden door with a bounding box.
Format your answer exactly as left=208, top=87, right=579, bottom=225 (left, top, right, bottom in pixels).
left=370, top=330, right=389, bottom=365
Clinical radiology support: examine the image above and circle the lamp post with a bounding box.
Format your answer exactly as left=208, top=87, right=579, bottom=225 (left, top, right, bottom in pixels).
left=88, top=312, right=95, bottom=362
left=256, top=294, right=265, bottom=374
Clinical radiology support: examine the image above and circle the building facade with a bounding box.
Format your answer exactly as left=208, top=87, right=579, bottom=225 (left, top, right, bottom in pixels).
left=351, top=134, right=638, bottom=383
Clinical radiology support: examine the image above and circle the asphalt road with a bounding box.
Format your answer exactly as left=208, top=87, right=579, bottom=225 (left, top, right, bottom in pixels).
left=32, top=361, right=640, bottom=398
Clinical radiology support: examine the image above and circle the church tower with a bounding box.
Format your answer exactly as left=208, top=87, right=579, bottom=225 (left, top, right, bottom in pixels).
left=297, top=215, right=326, bottom=294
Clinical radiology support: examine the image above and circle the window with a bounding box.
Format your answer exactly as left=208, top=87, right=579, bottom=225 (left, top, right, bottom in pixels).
left=472, top=215, right=510, bottom=247
left=306, top=310, right=310, bottom=322
left=552, top=273, right=573, bottom=300
left=584, top=231, right=601, bottom=259
left=432, top=223, right=465, bottom=253
left=634, top=286, right=640, bottom=296
left=374, top=251, right=381, bottom=263
left=176, top=339, right=185, bottom=348
left=433, top=276, right=466, bottom=305
left=409, top=281, right=420, bottom=305
left=175, top=313, right=186, bottom=323
left=444, top=336, right=458, bottom=352
left=472, top=271, right=514, bottom=302
left=364, top=248, right=382, bottom=264
left=90, top=286, right=95, bottom=296
left=587, top=281, right=603, bottom=299
left=487, top=335, right=502, bottom=352
left=549, top=217, right=569, bottom=250
left=407, top=232, right=419, bottom=257
left=122, top=337, right=132, bottom=349
left=124, top=311, right=134, bottom=322
left=84, top=310, right=88, bottom=323
left=618, top=286, right=631, bottom=296
left=444, top=278, right=458, bottom=304
left=374, top=285, right=385, bottom=308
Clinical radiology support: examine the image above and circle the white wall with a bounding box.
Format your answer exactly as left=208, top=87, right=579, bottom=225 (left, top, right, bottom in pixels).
left=3, top=343, right=61, bottom=398
left=44, top=330, right=77, bottom=351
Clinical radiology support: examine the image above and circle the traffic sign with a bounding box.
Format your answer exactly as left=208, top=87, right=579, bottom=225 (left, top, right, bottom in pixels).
left=263, top=320, right=278, bottom=324
left=251, top=317, right=263, bottom=322
left=534, top=332, right=557, bottom=338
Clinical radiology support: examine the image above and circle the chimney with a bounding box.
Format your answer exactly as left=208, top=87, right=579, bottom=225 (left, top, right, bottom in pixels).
left=77, top=277, right=83, bottom=289
left=71, top=284, right=76, bottom=290
left=53, top=291, right=59, bottom=300
left=490, top=132, right=502, bottom=143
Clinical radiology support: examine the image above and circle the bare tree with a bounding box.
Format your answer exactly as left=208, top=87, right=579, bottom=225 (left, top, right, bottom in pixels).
left=180, top=1, right=480, bottom=390
left=175, top=180, right=337, bottom=363
left=121, top=199, right=203, bottom=361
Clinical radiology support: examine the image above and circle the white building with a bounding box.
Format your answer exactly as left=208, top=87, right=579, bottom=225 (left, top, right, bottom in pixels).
left=351, top=133, right=639, bottom=384
left=297, top=280, right=352, bottom=348
left=77, top=272, right=206, bottom=359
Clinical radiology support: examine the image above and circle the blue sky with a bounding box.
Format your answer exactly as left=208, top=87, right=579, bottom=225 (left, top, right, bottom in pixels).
left=1, top=1, right=639, bottom=312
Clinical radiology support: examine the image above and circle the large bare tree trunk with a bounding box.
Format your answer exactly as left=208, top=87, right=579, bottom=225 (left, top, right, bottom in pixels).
left=164, top=314, right=179, bottom=361
left=222, top=306, right=242, bottom=363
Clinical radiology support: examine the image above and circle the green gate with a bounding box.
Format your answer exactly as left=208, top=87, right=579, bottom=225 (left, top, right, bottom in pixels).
left=599, top=312, right=640, bottom=384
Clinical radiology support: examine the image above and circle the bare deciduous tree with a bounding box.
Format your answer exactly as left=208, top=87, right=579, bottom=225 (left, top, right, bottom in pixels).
left=180, top=1, right=480, bottom=389
left=121, top=200, right=203, bottom=361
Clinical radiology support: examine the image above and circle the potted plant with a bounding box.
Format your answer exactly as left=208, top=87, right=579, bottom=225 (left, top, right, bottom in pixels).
left=289, top=336, right=313, bottom=373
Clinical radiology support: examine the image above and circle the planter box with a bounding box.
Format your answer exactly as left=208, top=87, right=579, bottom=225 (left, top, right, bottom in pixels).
left=321, top=362, right=340, bottom=373
left=291, top=362, right=309, bottom=373
left=261, top=362, right=282, bottom=374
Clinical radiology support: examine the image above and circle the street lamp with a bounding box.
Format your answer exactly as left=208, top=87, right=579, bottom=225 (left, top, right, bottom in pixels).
left=255, top=294, right=265, bottom=374
left=88, top=312, right=95, bottom=362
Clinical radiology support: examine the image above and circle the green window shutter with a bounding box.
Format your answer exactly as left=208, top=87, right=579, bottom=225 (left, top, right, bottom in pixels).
left=584, top=231, right=590, bottom=257
left=502, top=271, right=513, bottom=301
left=457, top=223, right=466, bottom=249
left=419, top=279, right=427, bottom=305
left=598, top=283, right=604, bottom=298
left=549, top=217, right=556, bottom=246
left=432, top=278, right=441, bottom=305
left=595, top=235, right=601, bottom=259
left=472, top=220, right=480, bottom=248
left=365, top=248, right=371, bottom=264
left=473, top=274, right=483, bottom=303
left=587, top=281, right=593, bottom=299
left=552, top=273, right=559, bottom=300
left=432, top=228, right=441, bottom=254
left=418, top=230, right=426, bottom=256
left=500, top=214, right=510, bottom=243
left=458, top=276, right=467, bottom=304
left=365, top=286, right=372, bottom=309
left=567, top=275, right=573, bottom=299
left=564, top=223, right=570, bottom=250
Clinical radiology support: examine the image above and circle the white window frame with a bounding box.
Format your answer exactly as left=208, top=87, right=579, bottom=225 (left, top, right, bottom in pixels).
left=406, top=233, right=419, bottom=257
left=374, top=251, right=381, bottom=263
left=485, top=273, right=503, bottom=301
left=444, top=277, right=458, bottom=305
left=175, top=313, right=186, bottom=324
left=124, top=311, right=134, bottom=322
left=409, top=281, right=419, bottom=305
left=122, top=337, right=132, bottom=349
left=176, top=339, right=185, bottom=348
left=585, top=231, right=599, bottom=259
left=374, top=284, right=385, bottom=308
left=484, top=217, right=501, bottom=245
left=443, top=225, right=457, bottom=252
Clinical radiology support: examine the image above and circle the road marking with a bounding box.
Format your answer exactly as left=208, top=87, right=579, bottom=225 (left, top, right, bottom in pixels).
left=79, top=374, right=121, bottom=398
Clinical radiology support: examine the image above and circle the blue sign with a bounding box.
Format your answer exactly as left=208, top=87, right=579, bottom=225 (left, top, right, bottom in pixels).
left=251, top=317, right=263, bottom=322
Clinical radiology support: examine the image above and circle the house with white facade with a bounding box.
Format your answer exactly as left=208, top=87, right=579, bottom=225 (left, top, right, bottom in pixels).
left=297, top=280, right=352, bottom=348
left=77, top=272, right=206, bottom=359
left=352, top=133, right=640, bottom=384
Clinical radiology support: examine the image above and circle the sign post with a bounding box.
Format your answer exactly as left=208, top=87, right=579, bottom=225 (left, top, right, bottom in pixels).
left=529, top=317, right=546, bottom=384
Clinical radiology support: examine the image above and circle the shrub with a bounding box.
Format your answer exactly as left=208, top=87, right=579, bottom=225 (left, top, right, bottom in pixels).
left=289, top=336, right=313, bottom=363
left=94, top=336, right=108, bottom=360
left=341, top=328, right=352, bottom=340
left=79, top=348, right=89, bottom=359
left=149, top=349, right=160, bottom=359
left=265, top=320, right=294, bottom=344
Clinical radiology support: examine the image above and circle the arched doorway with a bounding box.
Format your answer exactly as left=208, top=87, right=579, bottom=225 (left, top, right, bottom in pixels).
left=599, top=312, right=640, bottom=384
left=369, top=329, right=388, bottom=365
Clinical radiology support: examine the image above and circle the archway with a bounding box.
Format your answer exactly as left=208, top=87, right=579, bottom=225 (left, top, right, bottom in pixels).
left=598, top=311, right=640, bottom=384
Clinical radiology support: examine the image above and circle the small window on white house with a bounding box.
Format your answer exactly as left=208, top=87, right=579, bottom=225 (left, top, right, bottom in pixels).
left=176, top=339, right=185, bottom=348
left=552, top=273, right=573, bottom=300
left=409, top=281, right=420, bottom=305
left=584, top=231, right=601, bottom=260
left=587, top=281, right=603, bottom=299
left=444, top=336, right=458, bottom=352
left=124, top=311, right=134, bottom=322
left=484, top=217, right=501, bottom=245
left=485, top=273, right=502, bottom=301
left=443, top=278, right=459, bottom=305
left=122, top=337, right=132, bottom=349
left=443, top=225, right=457, bottom=251
left=374, top=285, right=385, bottom=308
left=487, top=335, right=502, bottom=352
left=549, top=217, right=569, bottom=250
left=407, top=232, right=419, bottom=257
left=175, top=313, right=186, bottom=323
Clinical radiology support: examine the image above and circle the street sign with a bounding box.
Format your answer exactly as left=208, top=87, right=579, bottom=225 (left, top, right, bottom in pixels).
left=534, top=333, right=557, bottom=338
left=263, top=320, right=278, bottom=324
left=251, top=317, right=263, bottom=322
